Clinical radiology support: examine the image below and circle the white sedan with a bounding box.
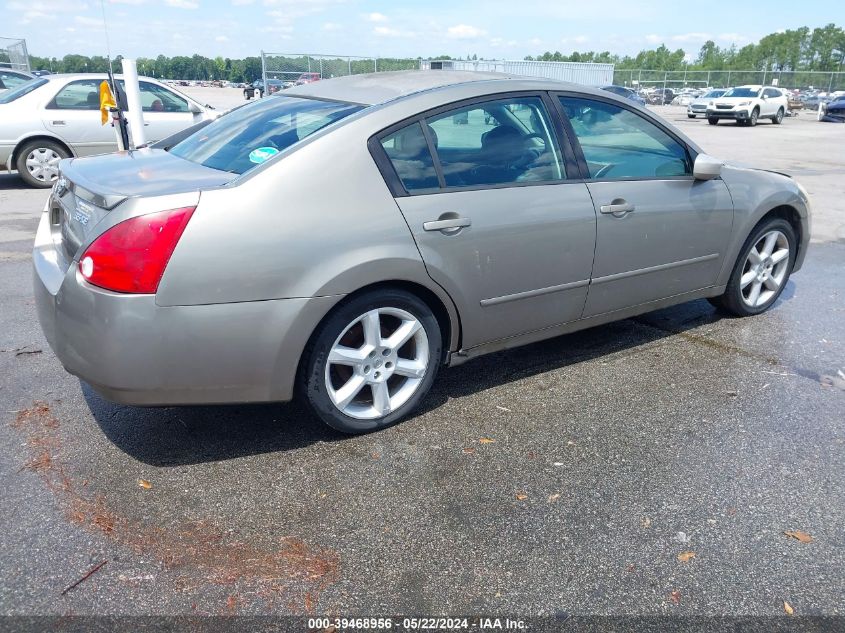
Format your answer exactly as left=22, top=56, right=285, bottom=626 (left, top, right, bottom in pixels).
left=0, top=73, right=217, bottom=187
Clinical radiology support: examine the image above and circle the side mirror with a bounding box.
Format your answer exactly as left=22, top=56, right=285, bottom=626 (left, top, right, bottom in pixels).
left=188, top=102, right=203, bottom=114
left=762, top=94, right=768, bottom=100
left=693, top=153, right=723, bottom=180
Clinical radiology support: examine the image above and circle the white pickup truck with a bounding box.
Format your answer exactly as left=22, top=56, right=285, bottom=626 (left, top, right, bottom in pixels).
left=706, top=85, right=788, bottom=126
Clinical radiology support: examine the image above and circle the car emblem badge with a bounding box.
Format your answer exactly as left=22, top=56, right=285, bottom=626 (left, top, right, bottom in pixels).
left=73, top=209, right=91, bottom=226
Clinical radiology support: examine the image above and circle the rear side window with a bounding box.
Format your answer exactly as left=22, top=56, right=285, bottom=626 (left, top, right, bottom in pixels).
left=380, top=122, right=439, bottom=191
left=559, top=96, right=690, bottom=179
left=47, top=79, right=102, bottom=110
left=426, top=96, right=565, bottom=187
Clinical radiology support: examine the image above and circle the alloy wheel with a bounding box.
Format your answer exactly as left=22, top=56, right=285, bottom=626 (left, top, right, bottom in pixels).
left=25, top=148, right=62, bottom=183
left=324, top=307, right=429, bottom=420
left=740, top=230, right=790, bottom=308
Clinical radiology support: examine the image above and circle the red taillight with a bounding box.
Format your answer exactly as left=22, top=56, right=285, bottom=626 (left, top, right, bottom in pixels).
left=78, top=206, right=195, bottom=294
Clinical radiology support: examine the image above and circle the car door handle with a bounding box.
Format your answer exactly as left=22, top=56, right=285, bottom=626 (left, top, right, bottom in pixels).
left=599, top=200, right=635, bottom=216
left=423, top=217, right=472, bottom=232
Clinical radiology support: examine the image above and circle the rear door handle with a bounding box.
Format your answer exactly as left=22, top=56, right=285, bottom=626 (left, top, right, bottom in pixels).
left=423, top=217, right=472, bottom=232
left=599, top=200, right=635, bottom=216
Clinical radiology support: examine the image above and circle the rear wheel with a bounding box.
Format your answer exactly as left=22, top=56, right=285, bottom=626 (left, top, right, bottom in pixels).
left=708, top=117, right=718, bottom=125
left=708, top=218, right=796, bottom=317
left=299, top=289, right=442, bottom=434
left=15, top=139, right=69, bottom=188
left=772, top=107, right=784, bottom=124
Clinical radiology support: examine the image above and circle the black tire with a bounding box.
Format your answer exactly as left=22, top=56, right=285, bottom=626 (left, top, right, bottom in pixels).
left=708, top=117, right=718, bottom=125
left=15, top=139, right=70, bottom=188
left=243, top=90, right=251, bottom=100
left=687, top=114, right=696, bottom=119
left=749, top=107, right=759, bottom=126
left=299, top=289, right=442, bottom=434
left=708, top=217, right=797, bottom=317
left=772, top=107, right=784, bottom=124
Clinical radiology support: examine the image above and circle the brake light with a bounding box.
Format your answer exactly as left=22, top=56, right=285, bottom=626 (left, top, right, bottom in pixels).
left=78, top=206, right=195, bottom=294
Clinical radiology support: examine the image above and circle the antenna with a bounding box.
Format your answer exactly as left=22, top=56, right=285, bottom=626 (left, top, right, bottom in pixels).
left=99, top=0, right=114, bottom=76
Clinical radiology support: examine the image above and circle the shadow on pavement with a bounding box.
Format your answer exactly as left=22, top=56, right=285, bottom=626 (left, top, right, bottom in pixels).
left=0, top=173, right=27, bottom=191
left=88, top=295, right=771, bottom=467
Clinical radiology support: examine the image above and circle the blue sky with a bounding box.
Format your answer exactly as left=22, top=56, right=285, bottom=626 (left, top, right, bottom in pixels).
left=5, top=0, right=836, bottom=60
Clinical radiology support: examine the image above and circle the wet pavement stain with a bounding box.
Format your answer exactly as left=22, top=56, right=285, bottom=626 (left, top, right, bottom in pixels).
left=10, top=401, right=340, bottom=613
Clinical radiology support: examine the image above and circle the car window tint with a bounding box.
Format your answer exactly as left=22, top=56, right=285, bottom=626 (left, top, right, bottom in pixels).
left=138, top=81, right=189, bottom=113
left=0, top=72, right=28, bottom=91
left=425, top=96, right=565, bottom=187
left=49, top=79, right=102, bottom=110
left=381, top=122, right=439, bottom=192
left=559, top=96, right=690, bottom=179
left=170, top=95, right=363, bottom=175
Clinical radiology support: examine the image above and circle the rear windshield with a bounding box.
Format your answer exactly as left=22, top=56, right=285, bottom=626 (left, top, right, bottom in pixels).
left=170, top=96, right=363, bottom=175
left=0, top=78, right=47, bottom=104
left=723, top=87, right=760, bottom=98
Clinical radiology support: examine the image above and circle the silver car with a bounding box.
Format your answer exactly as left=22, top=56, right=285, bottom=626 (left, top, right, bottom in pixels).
left=0, top=73, right=216, bottom=188
left=33, top=71, right=811, bottom=434
left=686, top=89, right=727, bottom=117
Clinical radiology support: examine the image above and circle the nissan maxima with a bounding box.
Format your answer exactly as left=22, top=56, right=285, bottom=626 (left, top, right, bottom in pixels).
left=33, top=71, right=811, bottom=434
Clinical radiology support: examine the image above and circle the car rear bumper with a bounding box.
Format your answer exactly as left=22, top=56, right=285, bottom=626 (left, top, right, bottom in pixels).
left=33, top=211, right=339, bottom=406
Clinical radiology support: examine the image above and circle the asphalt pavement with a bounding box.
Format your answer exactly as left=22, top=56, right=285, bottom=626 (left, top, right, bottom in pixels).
left=0, top=99, right=843, bottom=623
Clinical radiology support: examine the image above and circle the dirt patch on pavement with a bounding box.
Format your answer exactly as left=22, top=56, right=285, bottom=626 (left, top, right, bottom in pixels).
left=11, top=401, right=339, bottom=613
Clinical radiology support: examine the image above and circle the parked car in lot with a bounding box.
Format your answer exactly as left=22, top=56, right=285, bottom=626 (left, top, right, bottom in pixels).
left=0, top=74, right=217, bottom=187
left=601, top=85, right=646, bottom=106
left=244, top=79, right=284, bottom=99
left=296, top=72, right=321, bottom=85
left=647, top=88, right=675, bottom=105
left=818, top=96, right=845, bottom=122
left=33, top=71, right=810, bottom=433
left=706, top=85, right=788, bottom=126
left=687, top=89, right=726, bottom=118
left=0, top=68, right=34, bottom=92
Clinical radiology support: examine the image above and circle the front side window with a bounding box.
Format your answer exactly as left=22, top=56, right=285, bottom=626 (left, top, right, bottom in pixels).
left=425, top=96, right=565, bottom=187
left=559, top=96, right=690, bottom=180
left=48, top=79, right=102, bottom=110
left=0, top=72, right=30, bottom=91
left=137, top=81, right=189, bottom=113
left=170, top=95, right=363, bottom=175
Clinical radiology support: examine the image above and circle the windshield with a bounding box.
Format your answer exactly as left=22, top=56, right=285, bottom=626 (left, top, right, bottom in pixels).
left=0, top=78, right=47, bottom=104
left=723, top=87, right=760, bottom=98
left=170, top=96, right=364, bottom=175
left=704, top=90, right=725, bottom=98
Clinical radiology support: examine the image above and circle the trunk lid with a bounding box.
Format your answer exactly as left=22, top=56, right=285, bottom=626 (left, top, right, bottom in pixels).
left=51, top=149, right=236, bottom=263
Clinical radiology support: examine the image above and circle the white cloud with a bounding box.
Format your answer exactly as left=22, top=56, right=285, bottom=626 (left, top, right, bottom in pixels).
left=644, top=34, right=661, bottom=44
left=231, top=0, right=254, bottom=4
left=447, top=24, right=486, bottom=39
left=215, top=35, right=229, bottom=42
left=670, top=32, right=712, bottom=43
left=108, top=0, right=146, bottom=5
left=322, top=22, right=342, bottom=31
left=367, top=12, right=388, bottom=22
left=75, top=15, right=103, bottom=26
left=373, top=26, right=402, bottom=37
left=165, top=0, right=198, bottom=8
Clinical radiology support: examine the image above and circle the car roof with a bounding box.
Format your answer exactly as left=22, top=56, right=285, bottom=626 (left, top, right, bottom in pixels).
left=283, top=70, right=586, bottom=106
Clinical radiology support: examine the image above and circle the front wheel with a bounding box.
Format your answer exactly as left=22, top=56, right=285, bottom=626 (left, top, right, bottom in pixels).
left=708, top=117, right=718, bottom=125
left=772, top=107, right=784, bottom=124
left=687, top=114, right=696, bottom=119
left=16, top=139, right=69, bottom=188
left=299, top=289, right=442, bottom=434
left=749, top=108, right=759, bottom=126
left=708, top=218, right=796, bottom=317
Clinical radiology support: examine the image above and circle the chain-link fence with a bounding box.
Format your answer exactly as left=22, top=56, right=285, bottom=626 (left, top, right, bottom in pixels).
left=261, top=52, right=420, bottom=85
left=0, top=37, right=30, bottom=72
left=614, top=69, right=845, bottom=92
left=422, top=59, right=614, bottom=86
